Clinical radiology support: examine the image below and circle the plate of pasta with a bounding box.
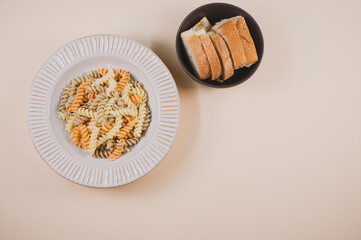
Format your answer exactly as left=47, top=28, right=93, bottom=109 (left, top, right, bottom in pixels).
left=28, top=35, right=180, bottom=187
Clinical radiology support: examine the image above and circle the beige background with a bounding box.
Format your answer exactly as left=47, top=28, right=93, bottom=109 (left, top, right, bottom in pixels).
left=1, top=0, right=361, bottom=239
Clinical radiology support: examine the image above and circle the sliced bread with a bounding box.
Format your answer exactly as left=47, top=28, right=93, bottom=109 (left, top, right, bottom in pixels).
left=232, top=16, right=258, bottom=67
left=212, top=18, right=247, bottom=69
left=195, top=29, right=222, bottom=80
left=208, top=31, right=234, bottom=80
left=181, top=29, right=211, bottom=79
left=192, top=17, right=212, bottom=32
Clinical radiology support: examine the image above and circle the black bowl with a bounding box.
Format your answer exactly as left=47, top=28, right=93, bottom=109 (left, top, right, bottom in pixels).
left=176, top=3, right=264, bottom=88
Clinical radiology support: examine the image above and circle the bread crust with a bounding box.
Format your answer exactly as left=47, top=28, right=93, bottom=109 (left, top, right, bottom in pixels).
left=188, top=35, right=211, bottom=79
left=234, top=17, right=258, bottom=67
left=199, top=33, right=222, bottom=80
left=193, top=17, right=212, bottom=32
left=208, top=32, right=234, bottom=80
left=213, top=20, right=247, bottom=69
left=182, top=30, right=212, bottom=79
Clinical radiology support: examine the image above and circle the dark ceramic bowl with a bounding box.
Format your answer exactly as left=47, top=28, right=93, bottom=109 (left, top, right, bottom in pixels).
left=176, top=3, right=264, bottom=88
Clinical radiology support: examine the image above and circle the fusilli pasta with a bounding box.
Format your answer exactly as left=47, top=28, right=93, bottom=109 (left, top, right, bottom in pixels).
left=79, top=124, right=90, bottom=149
left=134, top=103, right=146, bottom=138
left=116, top=70, right=130, bottom=92
left=93, top=68, right=115, bottom=86
left=68, top=80, right=91, bottom=112
left=109, top=139, right=125, bottom=162
left=57, top=67, right=151, bottom=161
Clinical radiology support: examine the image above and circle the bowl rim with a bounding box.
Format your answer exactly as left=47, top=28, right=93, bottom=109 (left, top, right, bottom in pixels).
left=27, top=34, right=180, bottom=188
left=175, top=2, right=264, bottom=88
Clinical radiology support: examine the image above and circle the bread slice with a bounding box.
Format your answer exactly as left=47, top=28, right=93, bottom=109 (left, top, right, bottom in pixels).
left=195, top=29, right=222, bottom=80
left=212, top=19, right=247, bottom=69
left=192, top=17, right=212, bottom=32
left=232, top=16, right=258, bottom=67
left=181, top=29, right=211, bottom=79
left=208, top=31, right=234, bottom=80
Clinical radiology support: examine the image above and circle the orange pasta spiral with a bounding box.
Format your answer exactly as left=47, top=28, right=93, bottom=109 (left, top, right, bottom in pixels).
left=114, top=68, right=123, bottom=80
left=99, top=124, right=113, bottom=135
left=79, top=124, right=90, bottom=149
left=109, top=139, right=125, bottom=162
left=97, top=68, right=108, bottom=76
left=68, top=80, right=91, bottom=112
left=116, top=70, right=130, bottom=92
left=116, top=117, right=137, bottom=139
left=130, top=94, right=142, bottom=104
left=127, top=130, right=134, bottom=139
left=71, top=126, right=82, bottom=147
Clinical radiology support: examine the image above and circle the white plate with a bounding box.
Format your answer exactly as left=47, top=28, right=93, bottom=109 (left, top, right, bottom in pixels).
left=27, top=34, right=180, bottom=187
